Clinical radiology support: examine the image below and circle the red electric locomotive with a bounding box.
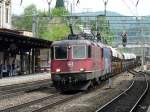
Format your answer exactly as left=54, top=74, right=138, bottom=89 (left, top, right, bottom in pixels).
left=51, top=32, right=113, bottom=91
left=50, top=26, right=137, bottom=91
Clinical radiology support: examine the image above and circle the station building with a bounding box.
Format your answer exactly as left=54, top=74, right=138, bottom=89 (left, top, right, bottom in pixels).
left=0, top=0, right=52, bottom=78
left=0, top=0, right=11, bottom=29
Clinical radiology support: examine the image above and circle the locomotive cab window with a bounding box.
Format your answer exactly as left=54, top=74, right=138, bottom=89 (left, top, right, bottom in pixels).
left=72, top=45, right=86, bottom=59
left=54, top=46, right=68, bottom=59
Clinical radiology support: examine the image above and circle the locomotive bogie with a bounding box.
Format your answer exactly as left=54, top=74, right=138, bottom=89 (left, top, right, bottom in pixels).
left=52, top=70, right=103, bottom=83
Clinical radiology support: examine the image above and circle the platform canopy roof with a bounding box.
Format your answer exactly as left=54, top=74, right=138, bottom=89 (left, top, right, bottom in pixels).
left=0, top=29, right=52, bottom=49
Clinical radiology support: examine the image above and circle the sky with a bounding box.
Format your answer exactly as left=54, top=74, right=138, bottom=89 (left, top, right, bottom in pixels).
left=12, top=0, right=150, bottom=16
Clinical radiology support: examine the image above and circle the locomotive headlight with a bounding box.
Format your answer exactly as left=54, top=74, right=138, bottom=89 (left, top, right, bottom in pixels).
left=80, top=68, right=85, bottom=72
left=56, top=69, right=61, bottom=72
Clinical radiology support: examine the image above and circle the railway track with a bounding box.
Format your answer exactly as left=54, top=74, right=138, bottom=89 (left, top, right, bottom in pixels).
left=95, top=70, right=149, bottom=112
left=0, top=74, right=108, bottom=112
left=0, top=92, right=60, bottom=112
left=133, top=71, right=150, bottom=112
left=0, top=71, right=138, bottom=112
left=0, top=79, right=52, bottom=99
left=0, top=91, right=82, bottom=112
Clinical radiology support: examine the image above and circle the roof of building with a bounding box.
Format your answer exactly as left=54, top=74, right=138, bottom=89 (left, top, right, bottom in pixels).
left=0, top=29, right=52, bottom=49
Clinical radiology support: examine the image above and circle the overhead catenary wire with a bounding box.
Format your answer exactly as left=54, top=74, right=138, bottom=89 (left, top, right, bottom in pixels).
left=136, top=0, right=140, bottom=7
left=119, top=0, right=140, bottom=38
left=128, top=0, right=139, bottom=18
left=121, top=0, right=136, bottom=16
left=76, top=0, right=80, bottom=5
left=103, top=0, right=109, bottom=4
left=130, top=0, right=135, bottom=6
left=102, top=0, right=109, bottom=16
left=20, top=0, right=23, bottom=6
left=130, top=0, right=138, bottom=14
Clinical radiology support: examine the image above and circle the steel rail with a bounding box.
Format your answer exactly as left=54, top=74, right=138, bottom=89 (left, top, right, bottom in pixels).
left=130, top=71, right=149, bottom=112
left=95, top=78, right=135, bottom=112
left=0, top=92, right=60, bottom=112
left=0, top=80, right=52, bottom=99
left=31, top=92, right=83, bottom=112
left=0, top=76, right=106, bottom=112
left=95, top=71, right=148, bottom=112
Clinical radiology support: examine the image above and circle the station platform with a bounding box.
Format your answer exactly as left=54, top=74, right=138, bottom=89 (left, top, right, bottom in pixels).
left=0, top=72, right=51, bottom=86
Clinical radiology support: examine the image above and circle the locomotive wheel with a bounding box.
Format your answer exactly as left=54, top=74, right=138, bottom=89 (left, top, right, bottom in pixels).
left=95, top=78, right=101, bottom=85
left=87, top=81, right=94, bottom=90
left=90, top=80, right=94, bottom=88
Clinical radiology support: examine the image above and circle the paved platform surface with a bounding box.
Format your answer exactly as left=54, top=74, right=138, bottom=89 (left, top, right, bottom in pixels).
left=0, top=72, right=51, bottom=86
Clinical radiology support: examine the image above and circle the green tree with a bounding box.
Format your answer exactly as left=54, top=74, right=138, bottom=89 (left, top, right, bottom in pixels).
left=42, top=24, right=69, bottom=40
left=97, top=16, right=114, bottom=45
left=51, top=7, right=68, bottom=16
left=55, top=0, right=64, bottom=8
left=12, top=4, right=37, bottom=31
left=41, top=7, right=70, bottom=41
left=12, top=4, right=70, bottom=41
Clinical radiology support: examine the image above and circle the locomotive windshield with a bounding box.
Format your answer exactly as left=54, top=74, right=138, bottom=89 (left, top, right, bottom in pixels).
left=72, top=45, right=86, bottom=59
left=54, top=46, right=67, bottom=59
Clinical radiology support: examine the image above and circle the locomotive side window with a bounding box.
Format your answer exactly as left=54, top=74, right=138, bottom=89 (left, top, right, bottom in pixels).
left=51, top=47, right=54, bottom=60
left=101, top=48, right=104, bottom=58
left=88, top=46, right=91, bottom=58
left=72, top=45, right=86, bottom=59
left=54, top=46, right=67, bottom=59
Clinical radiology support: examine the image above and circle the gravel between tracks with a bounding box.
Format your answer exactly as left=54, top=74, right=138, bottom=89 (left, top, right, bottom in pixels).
left=0, top=89, right=55, bottom=110
left=45, top=72, right=133, bottom=112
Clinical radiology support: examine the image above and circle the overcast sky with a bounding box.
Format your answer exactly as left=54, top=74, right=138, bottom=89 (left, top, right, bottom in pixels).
left=12, top=0, right=150, bottom=16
